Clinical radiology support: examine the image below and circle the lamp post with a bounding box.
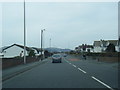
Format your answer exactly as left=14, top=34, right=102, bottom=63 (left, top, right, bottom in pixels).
left=24, top=0, right=26, bottom=64
left=41, top=29, right=45, bottom=61
left=50, top=38, right=51, bottom=56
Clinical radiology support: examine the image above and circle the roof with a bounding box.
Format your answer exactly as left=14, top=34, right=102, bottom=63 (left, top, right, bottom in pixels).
left=32, top=47, right=41, bottom=53
left=101, top=40, right=108, bottom=47
left=78, top=45, right=93, bottom=48
left=93, top=41, right=101, bottom=46
left=93, top=40, right=118, bottom=47
left=2, top=44, right=32, bottom=52
left=86, top=45, right=94, bottom=48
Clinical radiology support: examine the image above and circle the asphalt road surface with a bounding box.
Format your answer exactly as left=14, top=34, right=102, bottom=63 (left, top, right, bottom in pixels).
left=2, top=54, right=118, bottom=89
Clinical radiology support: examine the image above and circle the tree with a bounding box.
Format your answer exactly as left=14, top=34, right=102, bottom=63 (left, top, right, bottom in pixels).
left=28, top=50, right=35, bottom=57
left=82, top=44, right=87, bottom=52
left=105, top=43, right=116, bottom=52
left=75, top=47, right=78, bottom=50
left=44, top=50, right=50, bottom=58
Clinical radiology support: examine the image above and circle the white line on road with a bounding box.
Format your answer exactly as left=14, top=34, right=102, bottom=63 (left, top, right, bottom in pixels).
left=65, top=59, right=114, bottom=90
left=91, top=76, right=114, bottom=90
left=72, top=65, right=77, bottom=68
left=78, top=68, right=87, bottom=74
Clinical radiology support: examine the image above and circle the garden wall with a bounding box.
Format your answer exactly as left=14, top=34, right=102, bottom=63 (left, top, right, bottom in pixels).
left=71, top=52, right=120, bottom=62
left=87, top=52, right=120, bottom=62
left=1, top=56, right=41, bottom=69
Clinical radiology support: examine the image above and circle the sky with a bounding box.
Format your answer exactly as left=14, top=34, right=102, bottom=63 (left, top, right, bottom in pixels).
left=1, top=1, right=118, bottom=50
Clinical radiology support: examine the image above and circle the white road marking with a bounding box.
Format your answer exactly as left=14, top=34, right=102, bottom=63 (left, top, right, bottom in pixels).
left=91, top=76, right=114, bottom=90
left=78, top=68, right=87, bottom=74
left=73, top=65, right=77, bottom=68
left=65, top=59, right=114, bottom=90
left=65, top=60, right=86, bottom=74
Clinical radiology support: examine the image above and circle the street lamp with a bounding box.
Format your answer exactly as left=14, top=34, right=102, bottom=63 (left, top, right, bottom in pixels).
left=41, top=29, right=45, bottom=61
left=50, top=38, right=51, bottom=56
left=24, top=0, right=26, bottom=64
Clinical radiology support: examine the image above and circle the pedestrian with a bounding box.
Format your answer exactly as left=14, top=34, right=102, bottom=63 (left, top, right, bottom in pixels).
left=20, top=51, right=23, bottom=57
left=83, top=54, right=86, bottom=60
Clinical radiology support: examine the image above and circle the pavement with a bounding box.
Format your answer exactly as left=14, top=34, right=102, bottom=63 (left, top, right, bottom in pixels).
left=2, top=59, right=48, bottom=82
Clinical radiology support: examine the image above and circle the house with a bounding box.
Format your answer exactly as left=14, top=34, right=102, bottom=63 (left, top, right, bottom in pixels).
left=75, top=46, right=81, bottom=53
left=0, top=53, right=4, bottom=58
left=93, top=40, right=108, bottom=52
left=107, top=40, right=119, bottom=52
left=1, top=44, right=33, bottom=58
left=118, top=36, right=120, bottom=52
left=93, top=40, right=119, bottom=52
left=31, top=47, right=42, bottom=56
left=86, top=45, right=94, bottom=52
left=93, top=41, right=102, bottom=52
left=75, top=44, right=94, bottom=53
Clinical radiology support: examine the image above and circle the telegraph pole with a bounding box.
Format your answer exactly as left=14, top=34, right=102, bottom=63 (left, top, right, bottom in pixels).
left=41, top=30, right=43, bottom=61
left=50, top=38, right=51, bottom=56
left=24, top=0, right=26, bottom=64
left=41, top=29, right=45, bottom=61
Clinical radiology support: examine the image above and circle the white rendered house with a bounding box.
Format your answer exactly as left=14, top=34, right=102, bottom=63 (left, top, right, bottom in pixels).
left=2, top=44, right=31, bottom=58
left=93, top=40, right=119, bottom=52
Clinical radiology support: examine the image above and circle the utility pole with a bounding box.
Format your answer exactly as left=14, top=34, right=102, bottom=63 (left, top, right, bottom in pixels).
left=41, top=29, right=45, bottom=61
left=24, top=0, right=26, bottom=64
left=50, top=38, right=51, bottom=56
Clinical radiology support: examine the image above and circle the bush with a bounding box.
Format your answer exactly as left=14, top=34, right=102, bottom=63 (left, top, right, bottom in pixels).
left=28, top=50, right=35, bottom=57
left=105, top=43, right=116, bottom=52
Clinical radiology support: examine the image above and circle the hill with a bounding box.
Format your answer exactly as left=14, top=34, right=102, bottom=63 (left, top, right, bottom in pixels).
left=44, top=47, right=71, bottom=53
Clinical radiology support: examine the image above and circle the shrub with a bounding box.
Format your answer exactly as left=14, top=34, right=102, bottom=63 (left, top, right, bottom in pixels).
left=105, top=43, right=116, bottom=52
left=28, top=50, right=35, bottom=57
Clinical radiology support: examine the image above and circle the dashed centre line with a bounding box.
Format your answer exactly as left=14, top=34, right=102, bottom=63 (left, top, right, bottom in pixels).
left=72, top=65, right=77, bottom=68
left=91, top=76, right=114, bottom=90
left=78, top=68, right=87, bottom=74
left=65, top=59, right=114, bottom=90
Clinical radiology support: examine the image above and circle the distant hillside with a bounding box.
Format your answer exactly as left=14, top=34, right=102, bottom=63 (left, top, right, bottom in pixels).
left=0, top=45, right=71, bottom=53
left=45, top=47, right=71, bottom=53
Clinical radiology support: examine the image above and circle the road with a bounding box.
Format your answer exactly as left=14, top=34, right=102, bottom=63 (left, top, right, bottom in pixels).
left=2, top=54, right=118, bottom=89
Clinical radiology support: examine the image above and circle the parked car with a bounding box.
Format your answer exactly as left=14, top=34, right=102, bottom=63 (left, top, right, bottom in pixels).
left=52, top=54, right=62, bottom=63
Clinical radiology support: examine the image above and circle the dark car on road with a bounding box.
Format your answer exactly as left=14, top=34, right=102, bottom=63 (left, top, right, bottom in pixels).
left=52, top=54, right=62, bottom=63
left=63, top=53, right=67, bottom=57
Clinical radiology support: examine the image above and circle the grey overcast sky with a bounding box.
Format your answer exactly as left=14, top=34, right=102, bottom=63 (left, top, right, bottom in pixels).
left=2, top=2, right=118, bottom=49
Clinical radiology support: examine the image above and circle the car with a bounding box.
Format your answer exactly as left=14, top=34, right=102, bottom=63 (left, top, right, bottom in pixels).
left=52, top=54, right=62, bottom=63
left=63, top=54, right=67, bottom=57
